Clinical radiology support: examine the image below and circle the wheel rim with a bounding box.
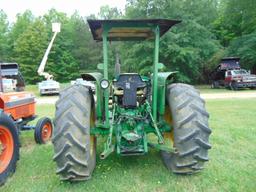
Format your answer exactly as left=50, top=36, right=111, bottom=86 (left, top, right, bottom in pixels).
left=90, top=136, right=96, bottom=156
left=0, top=126, right=14, bottom=173
left=232, top=82, right=237, bottom=90
left=41, top=122, right=52, bottom=142
left=229, top=82, right=234, bottom=90
left=90, top=109, right=96, bottom=156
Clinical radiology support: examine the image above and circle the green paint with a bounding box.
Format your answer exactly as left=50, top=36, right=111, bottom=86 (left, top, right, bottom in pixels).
left=102, top=26, right=110, bottom=126
left=157, top=71, right=177, bottom=115
left=148, top=142, right=174, bottom=152
left=100, top=103, right=116, bottom=159
left=152, top=26, right=160, bottom=121
left=146, top=101, right=164, bottom=144
left=87, top=20, right=179, bottom=157
left=81, top=72, right=103, bottom=118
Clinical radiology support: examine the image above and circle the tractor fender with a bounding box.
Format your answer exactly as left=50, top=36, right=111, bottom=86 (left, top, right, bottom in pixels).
left=81, top=72, right=103, bottom=83
left=157, top=72, right=177, bottom=115
left=81, top=72, right=103, bottom=118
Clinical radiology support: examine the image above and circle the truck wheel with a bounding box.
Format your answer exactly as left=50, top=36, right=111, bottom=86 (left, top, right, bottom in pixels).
left=211, top=81, right=219, bottom=89
left=34, top=117, right=53, bottom=144
left=0, top=113, right=19, bottom=186
left=52, top=84, right=96, bottom=181
left=162, top=83, right=211, bottom=174
left=230, top=82, right=238, bottom=90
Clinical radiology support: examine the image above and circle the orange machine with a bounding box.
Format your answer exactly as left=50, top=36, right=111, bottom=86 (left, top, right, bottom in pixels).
left=0, top=92, right=35, bottom=120
left=0, top=63, right=53, bottom=186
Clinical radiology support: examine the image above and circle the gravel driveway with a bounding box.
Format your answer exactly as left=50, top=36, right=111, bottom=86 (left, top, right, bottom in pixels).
left=36, top=91, right=256, bottom=105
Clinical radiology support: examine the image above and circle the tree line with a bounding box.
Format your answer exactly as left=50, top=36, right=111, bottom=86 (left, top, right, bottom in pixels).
left=0, top=0, right=255, bottom=84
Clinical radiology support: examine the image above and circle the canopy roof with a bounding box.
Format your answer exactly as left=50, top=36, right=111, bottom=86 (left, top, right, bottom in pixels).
left=87, top=19, right=181, bottom=41
left=0, top=63, right=25, bottom=87
left=221, top=57, right=240, bottom=61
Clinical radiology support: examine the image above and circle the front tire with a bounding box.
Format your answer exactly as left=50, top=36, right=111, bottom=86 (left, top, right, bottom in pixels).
left=162, top=83, right=211, bottom=174
left=34, top=117, right=53, bottom=144
left=211, top=81, right=219, bottom=89
left=230, top=82, right=238, bottom=90
left=0, top=113, right=19, bottom=186
left=52, top=84, right=96, bottom=181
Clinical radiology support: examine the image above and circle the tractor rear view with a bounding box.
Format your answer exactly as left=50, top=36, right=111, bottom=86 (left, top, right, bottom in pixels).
left=52, top=19, right=212, bottom=181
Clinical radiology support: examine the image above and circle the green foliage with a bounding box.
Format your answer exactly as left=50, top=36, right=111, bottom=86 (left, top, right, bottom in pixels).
left=213, top=0, right=256, bottom=72
left=14, top=19, right=48, bottom=83
left=0, top=0, right=255, bottom=84
left=213, top=0, right=256, bottom=46
left=0, top=10, right=9, bottom=61
left=98, top=5, right=122, bottom=19
left=121, top=0, right=220, bottom=83
left=8, top=10, right=34, bottom=59
left=228, top=32, right=256, bottom=70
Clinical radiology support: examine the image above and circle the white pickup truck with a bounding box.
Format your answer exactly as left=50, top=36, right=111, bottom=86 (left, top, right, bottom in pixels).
left=38, top=80, right=60, bottom=95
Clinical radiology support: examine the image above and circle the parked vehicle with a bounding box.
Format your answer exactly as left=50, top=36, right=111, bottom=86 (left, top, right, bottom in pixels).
left=52, top=19, right=211, bottom=181
left=2, top=78, right=17, bottom=92
left=37, top=23, right=61, bottom=95
left=224, top=69, right=256, bottom=90
left=209, top=57, right=256, bottom=89
left=0, top=63, right=53, bottom=186
left=0, top=63, right=25, bottom=92
left=38, top=80, right=60, bottom=95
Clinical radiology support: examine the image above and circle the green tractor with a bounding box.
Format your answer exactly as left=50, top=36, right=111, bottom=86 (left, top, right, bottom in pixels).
left=52, top=19, right=212, bottom=181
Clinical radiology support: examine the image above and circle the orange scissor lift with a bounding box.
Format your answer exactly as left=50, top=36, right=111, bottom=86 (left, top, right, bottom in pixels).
left=0, top=63, right=53, bottom=185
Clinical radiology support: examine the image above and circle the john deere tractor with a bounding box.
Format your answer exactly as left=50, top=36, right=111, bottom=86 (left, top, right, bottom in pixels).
left=52, top=19, right=212, bottom=181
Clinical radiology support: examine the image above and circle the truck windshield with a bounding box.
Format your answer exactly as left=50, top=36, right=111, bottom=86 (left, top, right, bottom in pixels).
left=2, top=79, right=12, bottom=84
left=233, top=70, right=248, bottom=75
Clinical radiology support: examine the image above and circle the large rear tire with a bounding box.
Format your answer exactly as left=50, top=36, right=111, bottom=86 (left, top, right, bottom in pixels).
left=52, top=84, right=96, bottom=181
left=0, top=113, right=19, bottom=186
left=162, top=83, right=211, bottom=174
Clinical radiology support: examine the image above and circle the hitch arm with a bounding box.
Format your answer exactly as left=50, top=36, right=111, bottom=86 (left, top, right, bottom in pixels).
left=100, top=104, right=116, bottom=159
left=145, top=101, right=164, bottom=144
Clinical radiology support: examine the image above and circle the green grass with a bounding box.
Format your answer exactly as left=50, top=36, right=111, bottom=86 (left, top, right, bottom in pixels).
left=25, top=83, right=70, bottom=97
left=1, top=99, right=256, bottom=192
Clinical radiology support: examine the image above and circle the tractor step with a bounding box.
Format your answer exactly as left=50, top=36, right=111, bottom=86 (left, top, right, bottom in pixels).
left=119, top=146, right=145, bottom=156
left=148, top=142, right=174, bottom=153
left=120, top=149, right=145, bottom=156
left=100, top=145, right=115, bottom=159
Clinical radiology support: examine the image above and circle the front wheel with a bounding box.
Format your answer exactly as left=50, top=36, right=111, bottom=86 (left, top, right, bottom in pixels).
left=0, top=113, right=19, bottom=186
left=211, top=81, right=219, bottom=89
left=34, top=117, right=53, bottom=144
left=162, top=83, right=211, bottom=174
left=230, top=82, right=238, bottom=90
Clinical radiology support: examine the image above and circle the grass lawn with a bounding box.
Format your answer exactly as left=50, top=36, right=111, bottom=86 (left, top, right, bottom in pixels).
left=1, top=99, right=256, bottom=192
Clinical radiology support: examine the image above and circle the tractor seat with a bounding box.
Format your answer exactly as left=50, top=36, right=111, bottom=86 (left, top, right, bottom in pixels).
left=114, top=73, right=146, bottom=108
